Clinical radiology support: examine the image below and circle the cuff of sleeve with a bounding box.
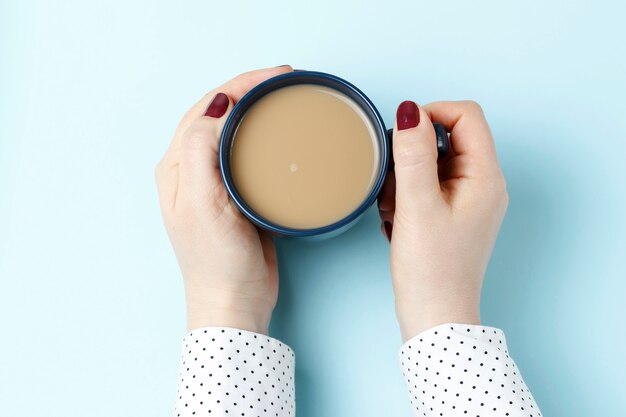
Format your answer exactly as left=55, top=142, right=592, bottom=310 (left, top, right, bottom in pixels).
left=399, top=323, right=507, bottom=356
left=175, top=327, right=295, bottom=417
left=397, top=323, right=543, bottom=417
left=181, top=326, right=295, bottom=358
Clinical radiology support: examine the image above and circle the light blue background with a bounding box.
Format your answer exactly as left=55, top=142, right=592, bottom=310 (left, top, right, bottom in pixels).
left=1, top=1, right=625, bottom=416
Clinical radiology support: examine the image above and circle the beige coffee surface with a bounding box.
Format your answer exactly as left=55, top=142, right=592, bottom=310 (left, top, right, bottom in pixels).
left=230, top=84, right=379, bottom=229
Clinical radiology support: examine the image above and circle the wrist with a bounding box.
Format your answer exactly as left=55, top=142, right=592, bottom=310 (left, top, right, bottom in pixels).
left=186, top=306, right=271, bottom=334
left=394, top=292, right=480, bottom=342
left=185, top=286, right=273, bottom=335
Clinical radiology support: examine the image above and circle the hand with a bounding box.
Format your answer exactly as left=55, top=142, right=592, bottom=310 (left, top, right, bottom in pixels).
left=378, top=100, right=508, bottom=341
left=155, top=66, right=293, bottom=334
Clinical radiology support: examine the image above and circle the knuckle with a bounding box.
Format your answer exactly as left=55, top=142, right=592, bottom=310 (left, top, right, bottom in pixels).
left=487, top=174, right=509, bottom=207
left=499, top=177, right=510, bottom=208
left=181, top=106, right=197, bottom=124
left=183, top=132, right=206, bottom=149
left=393, top=137, right=435, bottom=169
left=493, top=173, right=507, bottom=192
left=496, top=177, right=508, bottom=198
left=182, top=119, right=215, bottom=149
left=395, top=148, right=432, bottom=170
left=154, top=159, right=167, bottom=183
left=462, top=100, right=484, bottom=115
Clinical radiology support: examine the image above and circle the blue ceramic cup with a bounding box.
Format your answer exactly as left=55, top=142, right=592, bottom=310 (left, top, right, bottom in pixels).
left=219, top=71, right=449, bottom=239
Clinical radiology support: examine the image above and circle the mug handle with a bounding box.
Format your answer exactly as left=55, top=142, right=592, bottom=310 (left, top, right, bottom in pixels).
left=386, top=123, right=450, bottom=171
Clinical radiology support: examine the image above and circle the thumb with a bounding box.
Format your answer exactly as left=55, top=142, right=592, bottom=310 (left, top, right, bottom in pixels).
left=178, top=92, right=233, bottom=204
left=392, top=100, right=442, bottom=212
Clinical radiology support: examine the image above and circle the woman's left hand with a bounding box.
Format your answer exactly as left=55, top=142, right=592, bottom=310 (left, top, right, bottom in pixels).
left=155, top=66, right=293, bottom=334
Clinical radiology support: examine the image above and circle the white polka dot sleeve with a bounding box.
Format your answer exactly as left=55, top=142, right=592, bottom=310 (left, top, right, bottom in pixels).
left=175, top=327, right=295, bottom=417
left=399, top=324, right=542, bottom=417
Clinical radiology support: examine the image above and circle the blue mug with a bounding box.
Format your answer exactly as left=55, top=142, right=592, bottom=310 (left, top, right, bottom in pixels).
left=219, top=71, right=449, bottom=239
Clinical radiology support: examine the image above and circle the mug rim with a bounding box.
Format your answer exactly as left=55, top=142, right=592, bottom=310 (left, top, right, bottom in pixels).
left=219, top=70, right=389, bottom=237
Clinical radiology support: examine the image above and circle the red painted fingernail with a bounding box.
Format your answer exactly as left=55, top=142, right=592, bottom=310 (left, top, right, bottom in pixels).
left=205, top=92, right=229, bottom=118
left=384, top=221, right=392, bottom=241
left=396, top=100, right=420, bottom=131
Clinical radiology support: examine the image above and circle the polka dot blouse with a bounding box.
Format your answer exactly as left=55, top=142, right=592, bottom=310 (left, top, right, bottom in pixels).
left=175, top=324, right=541, bottom=416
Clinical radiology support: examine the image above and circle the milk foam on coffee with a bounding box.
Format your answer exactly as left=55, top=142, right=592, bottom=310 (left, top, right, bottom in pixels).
left=230, top=84, right=380, bottom=229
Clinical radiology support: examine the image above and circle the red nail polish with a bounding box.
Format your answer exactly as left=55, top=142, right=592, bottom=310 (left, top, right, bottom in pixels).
left=396, top=100, right=420, bottom=131
left=205, top=92, right=229, bottom=118
left=384, top=221, right=392, bottom=241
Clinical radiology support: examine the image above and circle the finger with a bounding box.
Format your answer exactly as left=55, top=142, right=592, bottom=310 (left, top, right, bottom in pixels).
left=380, top=221, right=393, bottom=242
left=178, top=92, right=233, bottom=206
left=423, top=100, right=501, bottom=178
left=377, top=172, right=395, bottom=225
left=436, top=143, right=457, bottom=180
left=378, top=210, right=394, bottom=238
left=168, top=65, right=293, bottom=156
left=392, top=100, right=442, bottom=213
left=441, top=154, right=474, bottom=181
left=378, top=172, right=396, bottom=212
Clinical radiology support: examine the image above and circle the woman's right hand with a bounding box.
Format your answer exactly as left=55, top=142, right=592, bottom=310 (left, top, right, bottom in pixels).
left=377, top=100, right=509, bottom=342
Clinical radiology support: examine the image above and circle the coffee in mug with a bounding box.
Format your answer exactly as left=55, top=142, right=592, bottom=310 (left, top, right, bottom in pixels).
left=230, top=84, right=380, bottom=229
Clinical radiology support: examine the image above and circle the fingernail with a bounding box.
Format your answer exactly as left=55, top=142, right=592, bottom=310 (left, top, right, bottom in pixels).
left=277, top=64, right=291, bottom=67
left=396, top=100, right=420, bottom=131
left=384, top=221, right=392, bottom=241
left=205, top=92, right=229, bottom=118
